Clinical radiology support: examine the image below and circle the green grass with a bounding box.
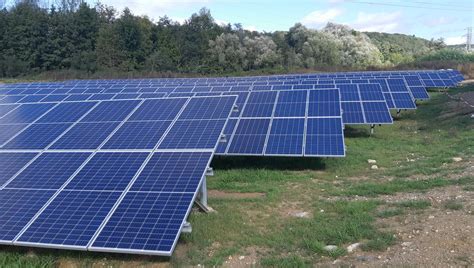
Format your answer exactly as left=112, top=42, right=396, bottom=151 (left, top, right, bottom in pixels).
left=377, top=208, right=404, bottom=218
left=0, top=85, right=473, bottom=267
left=394, top=200, right=431, bottom=209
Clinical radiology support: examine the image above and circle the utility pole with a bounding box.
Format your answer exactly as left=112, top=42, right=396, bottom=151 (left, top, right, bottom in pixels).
left=466, top=27, right=472, bottom=52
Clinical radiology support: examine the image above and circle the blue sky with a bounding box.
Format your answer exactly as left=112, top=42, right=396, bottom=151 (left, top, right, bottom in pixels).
left=92, top=0, right=471, bottom=45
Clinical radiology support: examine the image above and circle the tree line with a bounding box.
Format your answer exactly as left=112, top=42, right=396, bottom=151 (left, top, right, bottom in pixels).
left=0, top=0, right=457, bottom=78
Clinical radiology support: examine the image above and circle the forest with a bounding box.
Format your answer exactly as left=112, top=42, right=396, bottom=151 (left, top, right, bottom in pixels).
left=0, top=0, right=472, bottom=78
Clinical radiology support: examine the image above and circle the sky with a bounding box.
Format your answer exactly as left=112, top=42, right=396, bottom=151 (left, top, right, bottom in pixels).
left=86, top=0, right=471, bottom=45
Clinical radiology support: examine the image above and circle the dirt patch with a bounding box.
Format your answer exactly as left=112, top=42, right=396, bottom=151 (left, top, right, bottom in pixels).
left=221, top=247, right=264, bottom=267
left=320, top=185, right=474, bottom=267
left=208, top=190, right=266, bottom=199
left=277, top=200, right=313, bottom=219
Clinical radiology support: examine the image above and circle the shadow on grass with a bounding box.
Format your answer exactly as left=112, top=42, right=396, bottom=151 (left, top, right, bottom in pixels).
left=0, top=245, right=170, bottom=264
left=344, top=126, right=371, bottom=138
left=211, top=156, right=326, bottom=171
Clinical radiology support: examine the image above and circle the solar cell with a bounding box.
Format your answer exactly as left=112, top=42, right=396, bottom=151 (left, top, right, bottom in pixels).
left=305, top=118, right=345, bottom=156
left=16, top=190, right=121, bottom=248
left=0, top=103, right=55, bottom=124
left=129, top=98, right=187, bottom=121
left=66, top=152, right=148, bottom=191
left=4, top=152, right=90, bottom=190
left=130, top=152, right=212, bottom=192
left=50, top=122, right=119, bottom=149
left=0, top=153, right=37, bottom=187
left=2, top=123, right=72, bottom=149
left=227, top=119, right=270, bottom=155
left=103, top=121, right=172, bottom=149
left=0, top=189, right=56, bottom=242
left=274, top=90, right=307, bottom=117
left=265, top=118, right=304, bottom=155
left=81, top=100, right=140, bottom=122
left=90, top=192, right=194, bottom=255
left=158, top=119, right=227, bottom=149
left=37, top=102, right=97, bottom=123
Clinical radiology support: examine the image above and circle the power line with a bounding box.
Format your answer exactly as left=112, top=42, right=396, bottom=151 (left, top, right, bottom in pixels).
left=395, top=0, right=472, bottom=9
left=348, top=0, right=473, bottom=12
left=466, top=27, right=472, bottom=51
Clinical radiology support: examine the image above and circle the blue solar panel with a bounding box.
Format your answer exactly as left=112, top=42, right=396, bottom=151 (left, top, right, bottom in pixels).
left=3, top=123, right=71, bottom=149
left=159, top=119, right=227, bottom=149
left=358, top=84, right=385, bottom=101
left=17, top=95, right=45, bottom=103
left=215, top=119, right=237, bottom=154
left=5, top=152, right=90, bottom=190
left=265, top=118, right=304, bottom=155
left=338, top=84, right=360, bottom=101
left=0, top=153, right=37, bottom=187
left=274, top=90, right=307, bottom=117
left=0, top=189, right=56, bottom=242
left=38, top=102, right=97, bottom=123
left=242, top=91, right=277, bottom=117
left=227, top=119, right=270, bottom=154
left=410, top=86, right=430, bottom=99
left=66, top=152, right=148, bottom=191
left=0, top=124, right=29, bottom=146
left=103, top=121, right=172, bottom=149
left=363, top=102, right=393, bottom=124
left=129, top=98, right=187, bottom=121
left=90, top=192, right=194, bottom=254
left=305, top=118, right=344, bottom=156
left=179, top=97, right=237, bottom=120
left=341, top=102, right=364, bottom=124
left=82, top=100, right=140, bottom=122
left=17, top=190, right=121, bottom=248
left=50, top=122, right=119, bottom=149
left=40, top=94, right=68, bottom=102
left=308, top=89, right=341, bottom=117
left=392, top=93, right=416, bottom=109
left=0, top=103, right=55, bottom=124
left=130, top=152, right=212, bottom=192
left=64, top=94, right=91, bottom=102
left=0, top=104, right=18, bottom=118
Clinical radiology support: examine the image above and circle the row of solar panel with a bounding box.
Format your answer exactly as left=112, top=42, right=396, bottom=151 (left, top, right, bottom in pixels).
left=0, top=90, right=346, bottom=156
left=0, top=97, right=237, bottom=150
left=0, top=75, right=449, bottom=95
left=0, top=95, right=237, bottom=256
left=1, top=79, right=419, bottom=111
left=0, top=70, right=462, bottom=87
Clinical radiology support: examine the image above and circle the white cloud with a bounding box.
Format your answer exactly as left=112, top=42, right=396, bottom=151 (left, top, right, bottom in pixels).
left=423, top=16, right=457, bottom=27
left=301, top=8, right=343, bottom=28
left=244, top=25, right=259, bottom=32
left=445, top=36, right=465, bottom=45
left=348, top=11, right=403, bottom=32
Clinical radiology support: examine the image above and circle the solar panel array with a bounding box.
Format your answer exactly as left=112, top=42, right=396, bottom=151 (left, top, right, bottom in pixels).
left=0, top=69, right=464, bottom=256
left=0, top=95, right=237, bottom=255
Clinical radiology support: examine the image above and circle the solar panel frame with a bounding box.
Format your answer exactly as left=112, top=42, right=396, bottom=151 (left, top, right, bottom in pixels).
left=2, top=95, right=237, bottom=256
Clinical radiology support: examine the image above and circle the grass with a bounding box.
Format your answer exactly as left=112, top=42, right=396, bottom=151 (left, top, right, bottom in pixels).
left=394, top=200, right=431, bottom=209
left=1, top=84, right=473, bottom=267
left=376, top=208, right=404, bottom=218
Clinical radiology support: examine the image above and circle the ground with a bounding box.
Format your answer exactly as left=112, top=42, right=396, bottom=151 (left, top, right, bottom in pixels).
left=0, top=85, right=473, bottom=267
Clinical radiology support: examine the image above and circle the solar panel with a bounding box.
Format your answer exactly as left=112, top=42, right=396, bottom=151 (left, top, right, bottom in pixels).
left=0, top=95, right=236, bottom=256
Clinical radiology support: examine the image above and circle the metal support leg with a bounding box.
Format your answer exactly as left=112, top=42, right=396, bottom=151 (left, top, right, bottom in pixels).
left=194, top=175, right=214, bottom=213
left=370, top=124, right=375, bottom=135
left=396, top=109, right=401, bottom=116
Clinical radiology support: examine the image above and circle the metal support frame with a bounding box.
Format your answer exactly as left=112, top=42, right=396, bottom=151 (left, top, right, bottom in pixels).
left=370, top=124, right=375, bottom=135
left=181, top=221, right=192, bottom=233
left=396, top=109, right=401, bottom=116
left=194, top=172, right=214, bottom=213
